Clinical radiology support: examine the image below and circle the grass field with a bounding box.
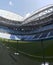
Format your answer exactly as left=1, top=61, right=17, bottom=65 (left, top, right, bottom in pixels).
left=0, top=38, right=53, bottom=61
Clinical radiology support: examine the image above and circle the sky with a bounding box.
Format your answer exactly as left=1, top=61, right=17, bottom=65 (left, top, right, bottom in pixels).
left=0, top=0, right=53, bottom=16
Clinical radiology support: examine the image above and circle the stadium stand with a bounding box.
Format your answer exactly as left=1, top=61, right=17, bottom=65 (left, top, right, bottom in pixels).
left=0, top=4, right=52, bottom=41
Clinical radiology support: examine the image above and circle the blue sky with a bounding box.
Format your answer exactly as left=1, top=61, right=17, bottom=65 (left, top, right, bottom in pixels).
left=0, top=0, right=53, bottom=16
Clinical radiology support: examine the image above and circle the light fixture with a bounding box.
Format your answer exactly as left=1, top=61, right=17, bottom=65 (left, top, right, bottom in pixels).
left=41, top=62, right=49, bottom=65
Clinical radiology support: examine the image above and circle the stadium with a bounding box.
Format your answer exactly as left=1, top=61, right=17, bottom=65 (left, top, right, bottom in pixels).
left=0, top=4, right=53, bottom=62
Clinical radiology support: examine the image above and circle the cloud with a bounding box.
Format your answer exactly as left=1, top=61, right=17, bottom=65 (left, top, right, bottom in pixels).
left=9, top=1, right=13, bottom=6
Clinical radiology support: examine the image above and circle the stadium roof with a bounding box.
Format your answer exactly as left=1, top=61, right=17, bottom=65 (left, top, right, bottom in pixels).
left=0, top=4, right=53, bottom=24
left=24, top=4, right=53, bottom=20
left=22, top=4, right=53, bottom=24
left=0, top=9, right=23, bottom=21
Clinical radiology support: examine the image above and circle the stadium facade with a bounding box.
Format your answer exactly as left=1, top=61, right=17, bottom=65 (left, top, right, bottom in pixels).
left=0, top=4, right=53, bottom=58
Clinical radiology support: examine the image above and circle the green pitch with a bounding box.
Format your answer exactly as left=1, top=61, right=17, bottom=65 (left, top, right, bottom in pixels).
left=0, top=38, right=53, bottom=61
